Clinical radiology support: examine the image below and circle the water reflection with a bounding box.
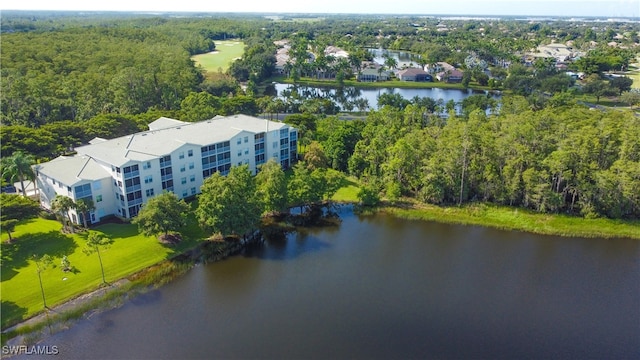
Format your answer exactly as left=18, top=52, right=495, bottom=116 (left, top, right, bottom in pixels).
left=276, top=83, right=497, bottom=112
left=19, top=207, right=640, bottom=360
left=243, top=231, right=332, bottom=261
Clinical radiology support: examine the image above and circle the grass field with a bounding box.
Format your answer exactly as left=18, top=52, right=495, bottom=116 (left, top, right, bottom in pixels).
left=331, top=176, right=360, bottom=203
left=1, top=216, right=205, bottom=329
left=628, top=59, right=640, bottom=89
left=191, top=40, right=246, bottom=73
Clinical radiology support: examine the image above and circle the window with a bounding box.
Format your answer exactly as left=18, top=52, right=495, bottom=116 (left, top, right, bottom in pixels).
left=244, top=148, right=249, bottom=155
left=182, top=190, right=188, bottom=197
left=160, top=155, right=172, bottom=168
left=189, top=162, right=194, bottom=170
left=118, top=181, right=122, bottom=187
left=123, top=165, right=139, bottom=178
left=191, top=187, right=196, bottom=195
left=93, top=181, right=101, bottom=190
left=146, top=188, right=155, bottom=197
left=52, top=179, right=57, bottom=185
left=188, top=149, right=193, bottom=157
left=237, top=138, right=242, bottom=145
left=244, top=136, right=248, bottom=143
left=115, top=193, right=120, bottom=200
left=180, top=165, right=186, bottom=172
left=143, top=161, right=151, bottom=170
left=179, top=151, right=185, bottom=159
left=162, top=179, right=174, bottom=191
left=190, top=175, right=195, bottom=182
left=96, top=195, right=103, bottom=203
left=144, top=175, right=153, bottom=184
left=126, top=190, right=142, bottom=202
left=237, top=151, right=242, bottom=157
left=75, top=184, right=92, bottom=198
left=181, top=177, right=187, bottom=185
left=273, top=141, right=278, bottom=149
left=124, top=177, right=140, bottom=189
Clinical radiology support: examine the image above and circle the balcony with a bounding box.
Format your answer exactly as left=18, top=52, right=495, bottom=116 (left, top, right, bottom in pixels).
left=123, top=170, right=140, bottom=179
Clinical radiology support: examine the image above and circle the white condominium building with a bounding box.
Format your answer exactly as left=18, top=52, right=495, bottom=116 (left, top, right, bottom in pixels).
left=34, top=114, right=298, bottom=225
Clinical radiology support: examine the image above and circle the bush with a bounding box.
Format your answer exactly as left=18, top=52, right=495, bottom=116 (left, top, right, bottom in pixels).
left=357, top=185, right=380, bottom=207
left=39, top=210, right=57, bottom=220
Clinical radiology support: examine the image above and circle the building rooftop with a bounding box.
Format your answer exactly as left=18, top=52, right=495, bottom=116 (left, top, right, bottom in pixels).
left=73, top=115, right=288, bottom=167
left=36, top=155, right=109, bottom=186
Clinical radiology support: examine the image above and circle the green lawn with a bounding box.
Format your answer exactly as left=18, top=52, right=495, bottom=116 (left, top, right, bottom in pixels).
left=1, top=217, right=204, bottom=329
left=332, top=176, right=360, bottom=203
left=628, top=65, right=640, bottom=89
left=191, top=40, right=246, bottom=73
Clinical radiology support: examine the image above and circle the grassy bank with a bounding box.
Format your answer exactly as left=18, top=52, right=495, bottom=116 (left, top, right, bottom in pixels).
left=381, top=201, right=640, bottom=240
left=329, top=178, right=638, bottom=239
left=1, top=257, right=197, bottom=346
left=1, top=216, right=205, bottom=329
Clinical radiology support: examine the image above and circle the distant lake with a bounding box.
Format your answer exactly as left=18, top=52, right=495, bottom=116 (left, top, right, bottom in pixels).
left=368, top=48, right=421, bottom=68
left=26, top=206, right=640, bottom=359
left=275, top=83, right=498, bottom=112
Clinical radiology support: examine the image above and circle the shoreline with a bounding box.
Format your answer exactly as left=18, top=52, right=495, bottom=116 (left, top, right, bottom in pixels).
left=374, top=201, right=640, bottom=240
left=2, top=202, right=638, bottom=347
left=269, top=76, right=496, bottom=92
left=1, top=239, right=245, bottom=348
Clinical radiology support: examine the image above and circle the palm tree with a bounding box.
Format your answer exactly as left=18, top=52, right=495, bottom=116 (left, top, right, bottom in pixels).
left=84, top=231, right=113, bottom=285
left=75, top=198, right=95, bottom=229
left=51, top=195, right=76, bottom=233
left=383, top=54, right=398, bottom=71
left=1, top=151, right=35, bottom=197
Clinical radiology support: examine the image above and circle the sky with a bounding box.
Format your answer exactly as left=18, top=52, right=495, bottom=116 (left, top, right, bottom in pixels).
left=2, top=0, right=639, bottom=18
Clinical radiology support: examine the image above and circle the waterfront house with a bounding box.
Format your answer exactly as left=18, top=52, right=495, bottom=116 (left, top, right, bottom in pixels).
left=397, top=68, right=433, bottom=82
left=357, top=68, right=391, bottom=82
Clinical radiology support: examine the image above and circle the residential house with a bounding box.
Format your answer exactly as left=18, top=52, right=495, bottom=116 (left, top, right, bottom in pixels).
left=34, top=115, right=297, bottom=225
left=436, top=69, right=464, bottom=83
left=397, top=68, right=432, bottom=82
left=358, top=68, right=391, bottom=82
left=425, top=62, right=455, bottom=74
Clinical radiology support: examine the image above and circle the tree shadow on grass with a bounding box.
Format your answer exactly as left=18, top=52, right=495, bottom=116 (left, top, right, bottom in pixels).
left=1, top=231, right=77, bottom=282
left=1, top=300, right=28, bottom=330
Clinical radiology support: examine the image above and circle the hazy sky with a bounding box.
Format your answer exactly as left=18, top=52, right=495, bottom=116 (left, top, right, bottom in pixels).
left=2, top=0, right=639, bottom=18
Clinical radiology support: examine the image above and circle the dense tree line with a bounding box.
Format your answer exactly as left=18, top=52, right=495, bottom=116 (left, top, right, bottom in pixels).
left=2, top=12, right=638, bottom=129
left=339, top=99, right=639, bottom=219
left=0, top=14, right=273, bottom=126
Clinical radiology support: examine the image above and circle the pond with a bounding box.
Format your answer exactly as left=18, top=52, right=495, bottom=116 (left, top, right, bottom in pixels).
left=275, top=83, right=498, bottom=112
left=23, top=206, right=640, bottom=359
left=368, top=48, right=421, bottom=68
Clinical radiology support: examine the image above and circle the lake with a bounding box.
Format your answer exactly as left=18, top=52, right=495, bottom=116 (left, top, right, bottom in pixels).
left=275, top=83, right=498, bottom=112
left=23, top=206, right=640, bottom=359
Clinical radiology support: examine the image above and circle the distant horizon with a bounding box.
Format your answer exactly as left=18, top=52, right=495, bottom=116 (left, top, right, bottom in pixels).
left=2, top=0, right=639, bottom=18
left=2, top=9, right=639, bottom=20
